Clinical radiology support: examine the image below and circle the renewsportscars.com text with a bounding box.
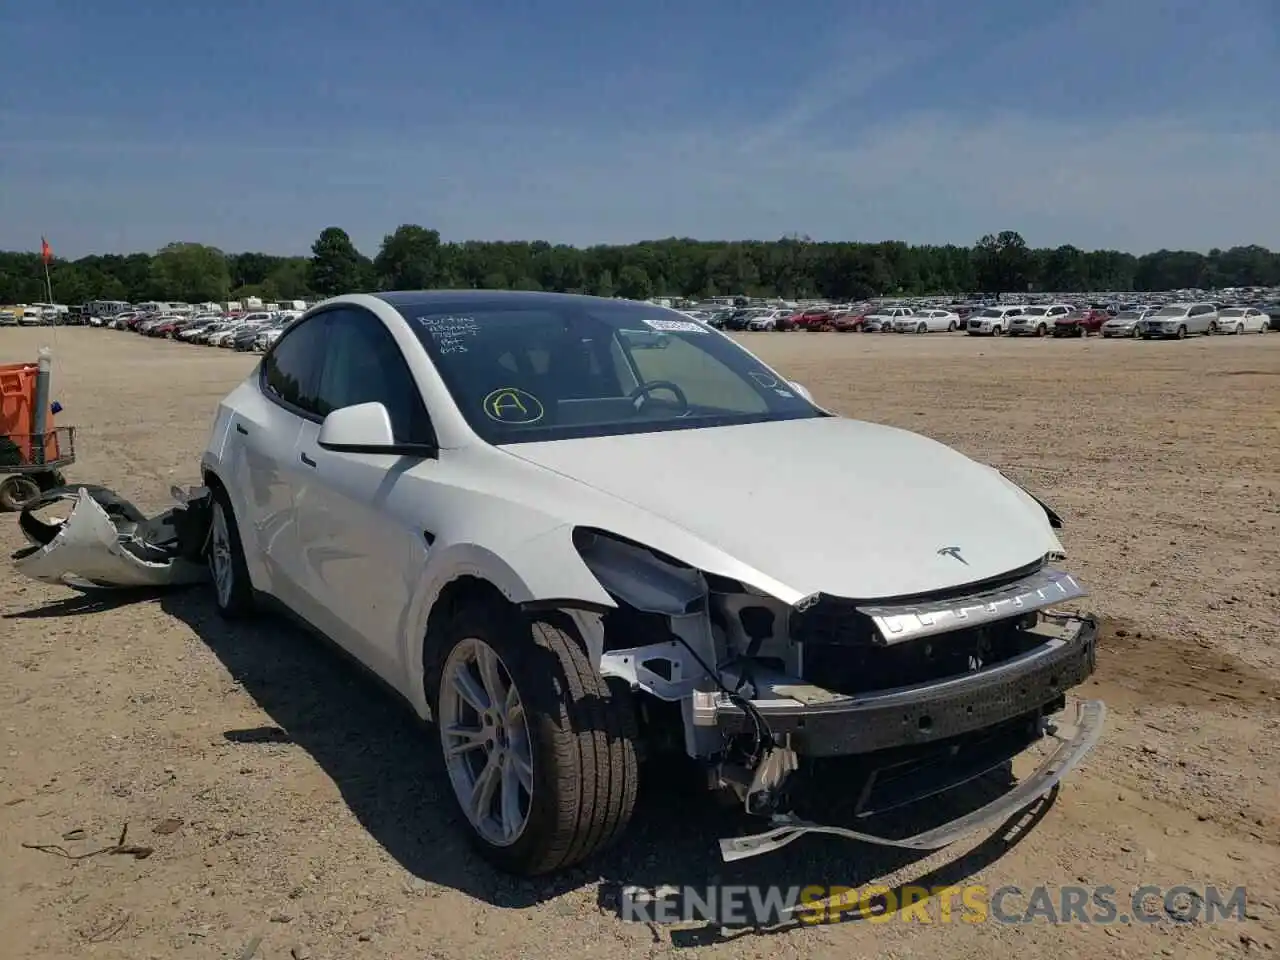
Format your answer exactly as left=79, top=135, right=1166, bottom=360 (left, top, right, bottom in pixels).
left=619, top=883, right=1248, bottom=926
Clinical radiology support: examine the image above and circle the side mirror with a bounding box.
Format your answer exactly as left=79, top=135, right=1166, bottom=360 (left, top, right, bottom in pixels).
left=788, top=381, right=814, bottom=403
left=317, top=402, right=436, bottom=457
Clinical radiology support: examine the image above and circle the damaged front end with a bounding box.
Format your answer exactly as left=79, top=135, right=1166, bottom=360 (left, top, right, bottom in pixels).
left=11, top=485, right=213, bottom=589
left=571, top=529, right=1105, bottom=863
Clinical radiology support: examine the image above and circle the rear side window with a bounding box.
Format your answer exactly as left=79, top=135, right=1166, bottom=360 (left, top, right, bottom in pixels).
left=260, top=317, right=326, bottom=417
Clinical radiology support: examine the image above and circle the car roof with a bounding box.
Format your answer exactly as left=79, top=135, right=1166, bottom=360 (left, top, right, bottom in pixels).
left=374, top=289, right=634, bottom=311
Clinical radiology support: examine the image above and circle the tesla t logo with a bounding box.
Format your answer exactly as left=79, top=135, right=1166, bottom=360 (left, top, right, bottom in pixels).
left=937, top=546, right=969, bottom=565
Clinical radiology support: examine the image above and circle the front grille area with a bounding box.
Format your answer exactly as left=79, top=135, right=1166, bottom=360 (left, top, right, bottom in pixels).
left=790, top=561, right=1051, bottom=695
left=798, top=616, right=1043, bottom=695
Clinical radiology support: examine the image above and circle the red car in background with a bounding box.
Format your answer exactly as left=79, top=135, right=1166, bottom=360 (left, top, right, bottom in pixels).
left=829, top=303, right=877, bottom=331
left=1052, top=308, right=1109, bottom=337
left=795, top=308, right=835, bottom=331
left=831, top=309, right=871, bottom=332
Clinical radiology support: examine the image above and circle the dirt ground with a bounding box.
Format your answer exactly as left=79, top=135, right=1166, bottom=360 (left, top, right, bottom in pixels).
left=1, top=326, right=1278, bottom=960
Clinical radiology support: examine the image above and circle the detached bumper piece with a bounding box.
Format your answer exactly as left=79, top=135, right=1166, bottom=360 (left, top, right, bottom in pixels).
left=719, top=698, right=1105, bottom=862
left=12, top=484, right=213, bottom=589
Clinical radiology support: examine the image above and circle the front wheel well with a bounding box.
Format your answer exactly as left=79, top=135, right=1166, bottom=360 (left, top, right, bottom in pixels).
left=423, top=575, right=520, bottom=680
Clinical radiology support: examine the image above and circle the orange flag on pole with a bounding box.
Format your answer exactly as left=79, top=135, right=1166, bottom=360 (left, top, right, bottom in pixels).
left=41, top=236, right=53, bottom=264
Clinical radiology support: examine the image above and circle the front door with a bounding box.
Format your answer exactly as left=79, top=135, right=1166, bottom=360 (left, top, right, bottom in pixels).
left=291, top=307, right=440, bottom=690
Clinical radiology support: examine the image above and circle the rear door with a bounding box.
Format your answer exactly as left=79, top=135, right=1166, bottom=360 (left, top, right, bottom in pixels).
left=1189, top=304, right=1213, bottom=333
left=223, top=314, right=329, bottom=608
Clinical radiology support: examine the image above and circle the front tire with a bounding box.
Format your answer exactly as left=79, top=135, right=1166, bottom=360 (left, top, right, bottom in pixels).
left=430, top=608, right=639, bottom=876
left=208, top=489, right=256, bottom=618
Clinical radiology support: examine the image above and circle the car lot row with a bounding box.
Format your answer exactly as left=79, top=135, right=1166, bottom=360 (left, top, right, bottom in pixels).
left=695, top=302, right=1280, bottom=338
left=17, top=300, right=1276, bottom=349
left=90, top=309, right=293, bottom=350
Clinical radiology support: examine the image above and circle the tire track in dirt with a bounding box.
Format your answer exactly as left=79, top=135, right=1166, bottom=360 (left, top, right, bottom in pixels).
left=1092, top=617, right=1280, bottom=715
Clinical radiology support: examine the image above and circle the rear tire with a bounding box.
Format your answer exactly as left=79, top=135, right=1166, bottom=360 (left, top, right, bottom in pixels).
left=429, top=607, right=639, bottom=876
left=208, top=489, right=256, bottom=618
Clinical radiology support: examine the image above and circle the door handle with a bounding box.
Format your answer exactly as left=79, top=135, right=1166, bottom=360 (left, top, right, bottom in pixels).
left=300, top=452, right=317, bottom=468
left=235, top=423, right=249, bottom=435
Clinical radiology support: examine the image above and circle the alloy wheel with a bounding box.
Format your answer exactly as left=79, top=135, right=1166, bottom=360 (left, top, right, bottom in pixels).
left=209, top=503, right=235, bottom=608
left=438, top=637, right=535, bottom=848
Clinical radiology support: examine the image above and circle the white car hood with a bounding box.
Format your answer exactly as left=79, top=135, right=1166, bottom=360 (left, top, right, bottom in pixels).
left=502, top=417, right=1061, bottom=601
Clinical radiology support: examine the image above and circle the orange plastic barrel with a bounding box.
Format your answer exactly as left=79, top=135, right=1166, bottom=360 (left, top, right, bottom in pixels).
left=0, top=361, right=53, bottom=465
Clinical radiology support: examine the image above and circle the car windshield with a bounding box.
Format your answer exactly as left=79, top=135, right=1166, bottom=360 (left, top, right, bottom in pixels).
left=1218, top=308, right=1245, bottom=317
left=978, top=308, right=1004, bottom=318
left=401, top=298, right=824, bottom=444
left=1154, top=306, right=1188, bottom=316
left=1022, top=307, right=1048, bottom=316
left=1114, top=311, right=1139, bottom=319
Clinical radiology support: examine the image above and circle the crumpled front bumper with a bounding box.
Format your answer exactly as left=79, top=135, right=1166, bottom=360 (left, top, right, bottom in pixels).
left=700, top=610, right=1104, bottom=862
left=719, top=698, right=1104, bottom=861
left=695, top=611, right=1098, bottom=756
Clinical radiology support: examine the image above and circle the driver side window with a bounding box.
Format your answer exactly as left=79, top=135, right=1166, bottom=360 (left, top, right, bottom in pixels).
left=312, top=308, right=436, bottom=445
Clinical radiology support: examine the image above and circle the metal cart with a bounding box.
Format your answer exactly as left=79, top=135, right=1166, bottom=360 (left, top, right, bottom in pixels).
left=0, top=426, right=77, bottom=510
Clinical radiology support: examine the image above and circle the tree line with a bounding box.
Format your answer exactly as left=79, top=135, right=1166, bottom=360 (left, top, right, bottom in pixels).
left=2, top=228, right=1278, bottom=307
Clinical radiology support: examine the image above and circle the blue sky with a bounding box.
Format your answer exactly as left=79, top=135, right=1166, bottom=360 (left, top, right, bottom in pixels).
left=2, top=0, right=1277, bottom=258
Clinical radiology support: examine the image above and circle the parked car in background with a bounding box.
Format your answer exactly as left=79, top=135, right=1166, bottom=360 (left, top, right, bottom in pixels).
left=1140, top=303, right=1218, bottom=339
left=830, top=308, right=871, bottom=332
left=795, top=308, right=836, bottom=332
left=862, top=306, right=912, bottom=332
left=1009, top=304, right=1071, bottom=337
left=1052, top=308, right=1108, bottom=338
left=1215, top=307, right=1270, bottom=334
left=254, top=323, right=286, bottom=351
left=721, top=308, right=760, bottom=331
left=1263, top=303, right=1280, bottom=331
left=893, top=309, right=960, bottom=333
left=745, top=309, right=792, bottom=331
left=966, top=305, right=1026, bottom=336
left=176, top=316, right=225, bottom=342
left=1100, top=308, right=1154, bottom=338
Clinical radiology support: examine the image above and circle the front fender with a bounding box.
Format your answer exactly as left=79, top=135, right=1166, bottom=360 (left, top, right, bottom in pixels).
left=400, top=524, right=616, bottom=717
